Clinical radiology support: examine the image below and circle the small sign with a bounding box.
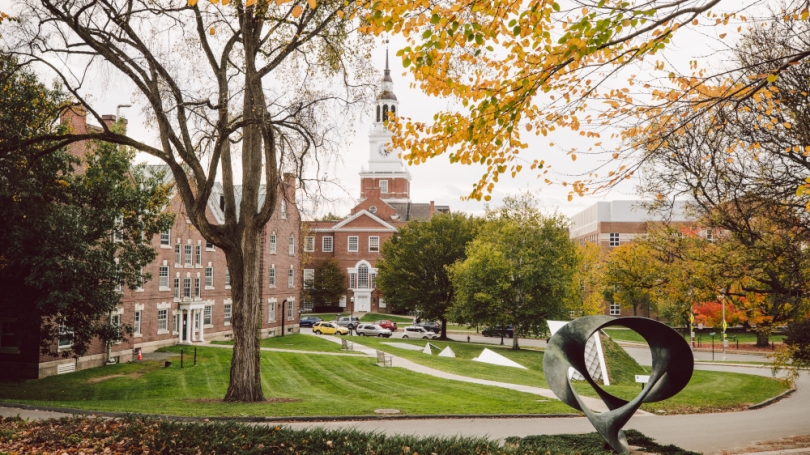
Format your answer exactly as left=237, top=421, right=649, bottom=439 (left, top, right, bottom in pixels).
left=723, top=340, right=729, bottom=347
left=698, top=323, right=704, bottom=330
left=709, top=332, right=716, bottom=336
left=635, top=375, right=650, bottom=384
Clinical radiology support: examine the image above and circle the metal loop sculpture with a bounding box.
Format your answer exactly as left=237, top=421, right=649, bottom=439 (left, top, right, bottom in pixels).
left=544, top=316, right=693, bottom=453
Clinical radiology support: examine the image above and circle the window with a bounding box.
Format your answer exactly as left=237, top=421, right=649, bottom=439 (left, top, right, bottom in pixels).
left=174, top=244, right=181, bottom=265
left=185, top=244, right=193, bottom=266
left=174, top=277, right=180, bottom=299
left=304, top=236, right=315, bottom=252
left=183, top=278, right=191, bottom=298
left=269, top=266, right=276, bottom=287
left=173, top=313, right=179, bottom=333
left=134, top=311, right=142, bottom=336
left=288, top=267, right=295, bottom=288
left=303, top=269, right=314, bottom=289
left=159, top=266, right=169, bottom=289
left=289, top=234, right=295, bottom=255
left=112, top=216, right=124, bottom=242
left=225, top=268, right=231, bottom=288
left=287, top=300, right=294, bottom=321
left=358, top=264, right=369, bottom=289
left=224, top=304, right=232, bottom=325
left=205, top=266, right=213, bottom=288
left=195, top=245, right=202, bottom=266
left=371, top=272, right=377, bottom=289
left=609, top=233, right=620, bottom=247
left=269, top=300, right=276, bottom=322
left=160, top=229, right=171, bottom=247
left=204, top=306, right=212, bottom=326
left=380, top=180, right=388, bottom=193
left=158, top=309, right=168, bottom=332
left=705, top=229, right=714, bottom=243
left=195, top=278, right=200, bottom=298
left=349, top=273, right=357, bottom=289
left=348, top=236, right=359, bottom=252
left=58, top=324, right=73, bottom=349
left=270, top=233, right=277, bottom=254
left=0, top=320, right=18, bottom=350
left=610, top=303, right=621, bottom=316
left=322, top=236, right=333, bottom=252
left=369, top=236, right=380, bottom=252
left=281, top=199, right=287, bottom=219
left=206, top=240, right=214, bottom=251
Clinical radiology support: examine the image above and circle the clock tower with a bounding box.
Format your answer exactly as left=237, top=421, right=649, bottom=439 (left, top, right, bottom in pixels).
left=359, top=49, right=411, bottom=203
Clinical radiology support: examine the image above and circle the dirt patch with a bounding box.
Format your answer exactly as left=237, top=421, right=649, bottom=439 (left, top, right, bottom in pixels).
left=86, top=372, right=144, bottom=384
left=719, top=434, right=810, bottom=454
left=186, top=397, right=301, bottom=404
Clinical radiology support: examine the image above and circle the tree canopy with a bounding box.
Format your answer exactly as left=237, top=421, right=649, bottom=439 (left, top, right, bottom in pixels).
left=302, top=257, right=347, bottom=309
left=376, top=212, right=482, bottom=339
left=449, top=193, right=578, bottom=349
left=0, top=55, right=173, bottom=356
left=4, top=0, right=376, bottom=400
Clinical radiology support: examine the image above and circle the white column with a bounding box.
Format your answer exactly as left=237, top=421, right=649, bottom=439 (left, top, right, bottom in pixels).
left=191, top=309, right=198, bottom=342
left=199, top=308, right=206, bottom=342
left=177, top=312, right=182, bottom=344
left=185, top=309, right=192, bottom=344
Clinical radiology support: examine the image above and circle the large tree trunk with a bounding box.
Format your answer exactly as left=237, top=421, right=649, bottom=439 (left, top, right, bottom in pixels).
left=224, top=236, right=264, bottom=402
left=755, top=330, right=771, bottom=348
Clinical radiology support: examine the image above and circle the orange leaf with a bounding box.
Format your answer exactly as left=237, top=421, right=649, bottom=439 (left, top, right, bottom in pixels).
left=292, top=4, right=303, bottom=17
left=308, top=0, right=317, bottom=8
left=209, top=27, right=216, bottom=35
left=187, top=0, right=198, bottom=6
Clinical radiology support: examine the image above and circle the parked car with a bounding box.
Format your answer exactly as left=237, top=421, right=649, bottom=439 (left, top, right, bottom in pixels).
left=402, top=326, right=438, bottom=339
left=299, top=316, right=322, bottom=328
left=312, top=321, right=349, bottom=335
left=376, top=320, right=398, bottom=331
left=356, top=324, right=392, bottom=338
left=417, top=321, right=441, bottom=333
left=337, top=316, right=361, bottom=329
left=481, top=325, right=514, bottom=338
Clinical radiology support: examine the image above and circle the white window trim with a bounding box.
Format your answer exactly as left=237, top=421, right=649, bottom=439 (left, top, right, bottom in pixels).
left=322, top=236, right=333, bottom=252
left=205, top=263, right=214, bottom=290
left=368, top=236, right=380, bottom=253
left=160, top=229, right=172, bottom=249
left=134, top=310, right=143, bottom=337
left=269, top=265, right=276, bottom=288
left=270, top=233, right=277, bottom=254
left=289, top=234, right=295, bottom=256
left=57, top=324, right=73, bottom=350
left=184, top=243, right=193, bottom=267
left=159, top=263, right=170, bottom=291
left=348, top=236, right=359, bottom=252
left=157, top=309, right=169, bottom=334
left=380, top=179, right=388, bottom=194
left=304, top=236, right=315, bottom=252
left=203, top=305, right=213, bottom=328
left=288, top=266, right=295, bottom=288
left=268, top=298, right=277, bottom=323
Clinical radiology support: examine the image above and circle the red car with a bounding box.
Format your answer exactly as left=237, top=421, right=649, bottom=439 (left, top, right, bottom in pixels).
left=376, top=320, right=398, bottom=331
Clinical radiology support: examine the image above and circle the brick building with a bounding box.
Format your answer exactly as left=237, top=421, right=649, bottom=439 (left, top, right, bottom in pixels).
left=0, top=106, right=301, bottom=379
left=303, top=55, right=448, bottom=314
left=569, top=200, right=693, bottom=316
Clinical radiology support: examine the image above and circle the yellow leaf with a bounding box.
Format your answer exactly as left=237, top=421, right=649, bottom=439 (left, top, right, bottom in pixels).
left=802, top=9, right=809, bottom=20
left=187, top=0, right=198, bottom=6
left=308, top=0, right=317, bottom=8
left=210, top=27, right=216, bottom=35
left=292, top=4, right=303, bottom=17
left=719, top=33, right=726, bottom=39
left=222, top=0, right=230, bottom=4
left=571, top=154, right=577, bottom=161
left=767, top=73, right=778, bottom=83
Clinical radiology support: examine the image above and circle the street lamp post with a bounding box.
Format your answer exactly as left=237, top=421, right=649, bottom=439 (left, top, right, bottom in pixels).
left=348, top=296, right=355, bottom=335
left=280, top=299, right=287, bottom=337
left=718, top=288, right=727, bottom=360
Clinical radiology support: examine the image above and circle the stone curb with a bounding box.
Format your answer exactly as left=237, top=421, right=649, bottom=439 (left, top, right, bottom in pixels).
left=748, top=388, right=796, bottom=410
left=734, top=448, right=810, bottom=455
left=0, top=401, right=579, bottom=423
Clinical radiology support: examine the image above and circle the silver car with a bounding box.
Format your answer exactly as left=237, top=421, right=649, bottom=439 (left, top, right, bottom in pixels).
left=402, top=326, right=438, bottom=339
left=356, top=324, right=392, bottom=338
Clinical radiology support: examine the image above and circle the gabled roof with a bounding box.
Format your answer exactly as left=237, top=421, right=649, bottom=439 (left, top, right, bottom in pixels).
left=313, top=209, right=398, bottom=232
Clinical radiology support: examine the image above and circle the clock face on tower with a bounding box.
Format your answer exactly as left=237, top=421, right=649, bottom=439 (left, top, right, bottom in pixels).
left=377, top=144, right=389, bottom=157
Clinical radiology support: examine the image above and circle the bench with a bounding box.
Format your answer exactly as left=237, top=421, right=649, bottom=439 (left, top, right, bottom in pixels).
left=341, top=338, right=354, bottom=351
left=635, top=374, right=650, bottom=389
left=376, top=350, right=392, bottom=367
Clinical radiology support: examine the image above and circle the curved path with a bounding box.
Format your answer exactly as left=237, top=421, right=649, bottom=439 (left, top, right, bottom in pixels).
left=1, top=333, right=806, bottom=454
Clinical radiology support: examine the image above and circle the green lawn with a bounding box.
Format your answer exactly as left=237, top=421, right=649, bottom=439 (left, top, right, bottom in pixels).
left=211, top=334, right=363, bottom=354
left=603, top=327, right=785, bottom=345
left=0, top=346, right=573, bottom=417
left=356, top=337, right=789, bottom=414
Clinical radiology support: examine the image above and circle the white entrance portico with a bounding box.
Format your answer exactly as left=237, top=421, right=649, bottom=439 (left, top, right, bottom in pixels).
left=348, top=260, right=377, bottom=312
left=178, top=299, right=209, bottom=344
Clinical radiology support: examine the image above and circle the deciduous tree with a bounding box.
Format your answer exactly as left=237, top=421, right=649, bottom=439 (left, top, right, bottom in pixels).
left=376, top=212, right=482, bottom=339
left=4, top=0, right=375, bottom=401
left=0, top=55, right=173, bottom=357
left=302, top=257, right=347, bottom=309
left=449, top=193, right=578, bottom=349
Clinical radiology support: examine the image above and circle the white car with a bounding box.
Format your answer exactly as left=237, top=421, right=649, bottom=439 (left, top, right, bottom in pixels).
left=402, top=326, right=438, bottom=339
left=356, top=324, right=392, bottom=338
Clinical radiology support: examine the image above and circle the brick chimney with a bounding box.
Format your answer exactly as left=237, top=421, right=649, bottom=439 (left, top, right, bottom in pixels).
left=429, top=201, right=435, bottom=218
left=60, top=103, right=88, bottom=135
left=101, top=114, right=128, bottom=134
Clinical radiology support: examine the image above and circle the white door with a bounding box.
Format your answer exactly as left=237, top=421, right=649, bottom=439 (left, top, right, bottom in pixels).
left=355, top=293, right=371, bottom=312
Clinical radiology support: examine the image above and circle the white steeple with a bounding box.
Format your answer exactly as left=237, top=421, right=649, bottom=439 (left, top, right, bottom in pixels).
left=365, top=41, right=409, bottom=177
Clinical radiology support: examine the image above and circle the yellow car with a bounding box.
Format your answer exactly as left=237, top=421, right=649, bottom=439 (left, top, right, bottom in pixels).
left=312, top=321, right=349, bottom=335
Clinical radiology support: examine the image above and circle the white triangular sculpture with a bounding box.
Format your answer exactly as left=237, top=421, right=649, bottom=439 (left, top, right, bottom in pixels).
left=472, top=348, right=527, bottom=369
left=438, top=346, right=455, bottom=358
left=547, top=320, right=610, bottom=386
left=422, top=343, right=432, bottom=355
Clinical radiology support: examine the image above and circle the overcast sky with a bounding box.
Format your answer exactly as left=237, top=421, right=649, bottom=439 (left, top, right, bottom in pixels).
left=3, top=0, right=756, bottom=220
